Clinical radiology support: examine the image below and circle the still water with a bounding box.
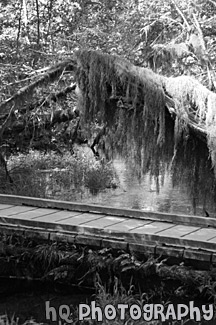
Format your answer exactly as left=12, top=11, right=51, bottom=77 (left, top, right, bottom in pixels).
left=0, top=290, right=88, bottom=324
left=78, top=159, right=215, bottom=217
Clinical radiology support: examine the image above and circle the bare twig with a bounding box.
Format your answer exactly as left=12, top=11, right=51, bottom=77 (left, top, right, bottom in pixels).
left=47, top=0, right=53, bottom=36
left=192, top=13, right=216, bottom=89
left=170, top=0, right=191, bottom=30
left=35, top=0, right=40, bottom=45
left=16, top=1, right=22, bottom=51
left=0, top=59, right=75, bottom=111
left=192, top=13, right=206, bottom=51
left=207, top=0, right=216, bottom=7
left=22, top=0, right=30, bottom=44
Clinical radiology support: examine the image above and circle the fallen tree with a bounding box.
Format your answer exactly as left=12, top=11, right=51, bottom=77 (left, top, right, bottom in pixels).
left=0, top=50, right=211, bottom=147
left=0, top=49, right=216, bottom=209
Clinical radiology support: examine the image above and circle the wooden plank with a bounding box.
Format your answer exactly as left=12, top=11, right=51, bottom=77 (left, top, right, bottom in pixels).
left=156, top=246, right=184, bottom=258
left=130, top=222, right=175, bottom=234
left=128, top=242, right=156, bottom=255
left=182, top=228, right=216, bottom=241
left=0, top=216, right=88, bottom=240
left=34, top=211, right=83, bottom=222
left=49, top=232, right=76, bottom=243
left=0, top=215, right=60, bottom=231
left=157, top=225, right=200, bottom=238
left=0, top=204, right=14, bottom=210
left=0, top=194, right=215, bottom=228
left=8, top=208, right=60, bottom=219
left=211, top=254, right=216, bottom=264
left=104, top=219, right=152, bottom=231
left=206, top=236, right=216, bottom=243
left=123, top=231, right=216, bottom=251
left=75, top=235, right=102, bottom=247
left=83, top=216, right=125, bottom=228
left=101, top=238, right=128, bottom=251
left=0, top=205, right=37, bottom=216
left=0, top=215, right=101, bottom=238
left=183, top=249, right=212, bottom=262
left=21, top=229, right=50, bottom=241
left=56, top=213, right=104, bottom=225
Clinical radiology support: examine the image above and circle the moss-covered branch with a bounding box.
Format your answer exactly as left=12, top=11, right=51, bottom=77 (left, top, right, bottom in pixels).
left=1, top=49, right=216, bottom=183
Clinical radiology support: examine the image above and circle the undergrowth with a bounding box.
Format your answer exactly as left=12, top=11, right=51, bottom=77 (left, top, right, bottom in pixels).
left=0, top=149, right=118, bottom=199
left=1, top=232, right=216, bottom=324
left=0, top=315, right=41, bottom=325
left=1, top=232, right=216, bottom=304
left=73, top=280, right=199, bottom=325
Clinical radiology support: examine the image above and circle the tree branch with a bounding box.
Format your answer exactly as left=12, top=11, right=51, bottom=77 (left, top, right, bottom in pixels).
left=0, top=59, right=76, bottom=138
left=35, top=0, right=40, bottom=45
left=170, top=0, right=191, bottom=30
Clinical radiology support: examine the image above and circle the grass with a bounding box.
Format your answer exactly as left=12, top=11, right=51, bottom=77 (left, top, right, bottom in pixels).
left=0, top=313, right=187, bottom=325
left=0, top=315, right=42, bottom=325
left=72, top=280, right=207, bottom=325
left=0, top=149, right=118, bottom=199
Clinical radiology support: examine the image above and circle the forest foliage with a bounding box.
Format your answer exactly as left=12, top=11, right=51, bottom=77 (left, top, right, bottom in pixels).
left=1, top=0, right=216, bottom=148
left=1, top=0, right=216, bottom=207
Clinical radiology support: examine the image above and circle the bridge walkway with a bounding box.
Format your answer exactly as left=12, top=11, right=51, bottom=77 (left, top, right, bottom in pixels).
left=0, top=194, right=215, bottom=264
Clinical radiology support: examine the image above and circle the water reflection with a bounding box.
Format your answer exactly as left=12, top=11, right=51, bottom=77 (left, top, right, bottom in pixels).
left=42, top=130, right=216, bottom=217
left=78, top=105, right=216, bottom=217
left=78, top=156, right=216, bottom=217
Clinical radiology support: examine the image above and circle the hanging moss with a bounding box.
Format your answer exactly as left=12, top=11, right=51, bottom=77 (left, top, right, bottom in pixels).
left=164, top=75, right=216, bottom=176
left=73, top=50, right=216, bottom=212
left=75, top=49, right=170, bottom=179
left=171, top=135, right=216, bottom=214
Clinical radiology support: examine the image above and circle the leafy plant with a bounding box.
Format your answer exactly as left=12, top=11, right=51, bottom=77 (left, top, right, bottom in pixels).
left=0, top=315, right=43, bottom=325
left=1, top=232, right=216, bottom=305
left=0, top=149, right=118, bottom=199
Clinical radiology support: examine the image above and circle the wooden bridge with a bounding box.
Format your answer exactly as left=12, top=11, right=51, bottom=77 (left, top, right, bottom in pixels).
left=0, top=194, right=216, bottom=265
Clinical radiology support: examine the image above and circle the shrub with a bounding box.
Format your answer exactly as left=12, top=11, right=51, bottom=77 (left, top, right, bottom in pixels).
left=84, top=161, right=117, bottom=194
left=0, top=149, right=118, bottom=199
